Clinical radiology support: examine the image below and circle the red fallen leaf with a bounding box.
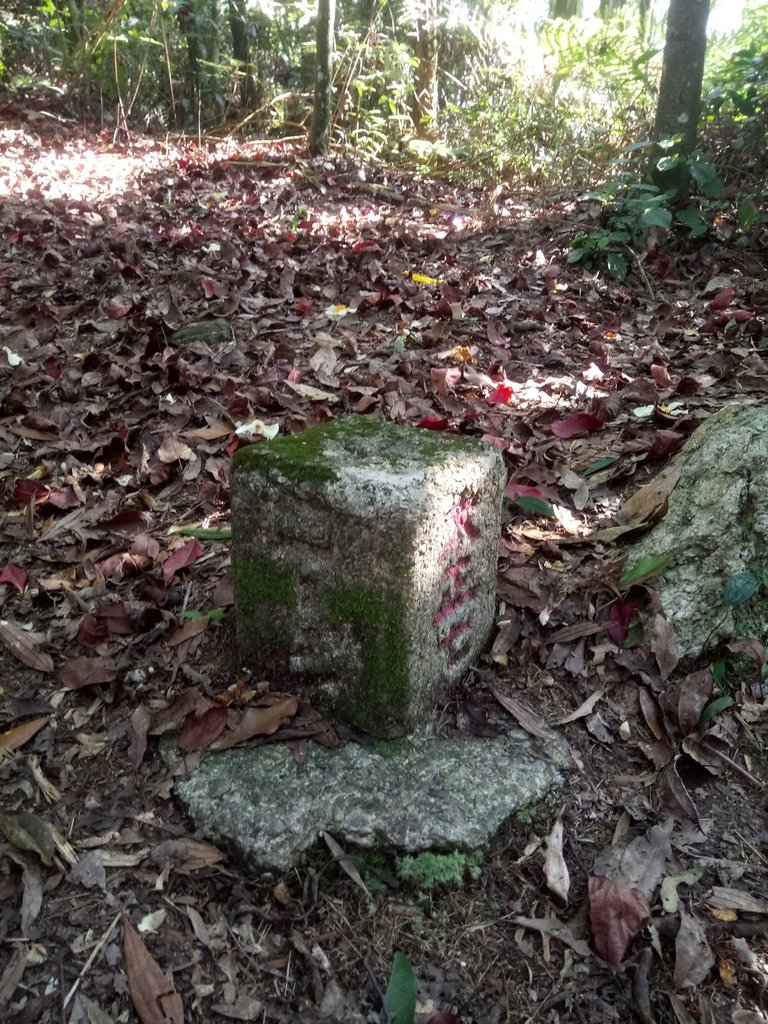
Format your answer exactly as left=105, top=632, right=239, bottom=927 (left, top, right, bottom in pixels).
left=78, top=615, right=109, bottom=647
left=647, top=429, right=685, bottom=460
left=651, top=363, right=672, bottom=388
left=551, top=413, right=603, bottom=439
left=59, top=656, right=119, bottom=689
left=179, top=704, right=229, bottom=751
left=606, top=598, right=639, bottom=643
left=128, top=705, right=151, bottom=770
left=105, top=298, right=132, bottom=319
left=486, top=384, right=516, bottom=405
left=295, top=297, right=314, bottom=316
left=417, top=416, right=449, bottom=430
left=99, top=510, right=155, bottom=533
left=99, top=603, right=134, bottom=635
left=163, top=539, right=204, bottom=582
left=45, top=485, right=80, bottom=509
left=199, top=277, right=217, bottom=299
left=12, top=480, right=51, bottom=506
left=588, top=875, right=650, bottom=965
left=503, top=484, right=549, bottom=502
left=122, top=916, right=184, bottom=1024
left=729, top=309, right=754, bottom=322
left=351, top=239, right=378, bottom=252
left=709, top=286, right=734, bottom=310
left=42, top=358, right=61, bottom=378
left=0, top=565, right=28, bottom=591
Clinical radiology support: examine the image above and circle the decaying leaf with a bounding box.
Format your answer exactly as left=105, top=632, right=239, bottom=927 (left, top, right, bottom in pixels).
left=59, top=655, right=119, bottom=689
left=210, top=694, right=299, bottom=750
left=491, top=686, right=557, bottom=742
left=179, top=704, right=229, bottom=752
left=673, top=908, right=715, bottom=989
left=510, top=915, right=592, bottom=956
left=322, top=830, right=370, bottom=897
left=0, top=809, right=55, bottom=865
left=122, top=915, right=184, bottom=1024
left=0, top=620, right=54, bottom=673
left=618, top=465, right=681, bottom=526
left=544, top=817, right=570, bottom=901
left=0, top=716, right=50, bottom=756
left=588, top=875, right=651, bottom=965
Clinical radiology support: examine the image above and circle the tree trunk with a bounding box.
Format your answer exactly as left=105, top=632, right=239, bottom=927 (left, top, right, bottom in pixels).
left=550, top=0, right=582, bottom=18
left=176, top=0, right=223, bottom=125
left=229, top=0, right=256, bottom=109
left=653, top=0, right=710, bottom=154
left=410, top=0, right=439, bottom=138
left=309, top=0, right=336, bottom=156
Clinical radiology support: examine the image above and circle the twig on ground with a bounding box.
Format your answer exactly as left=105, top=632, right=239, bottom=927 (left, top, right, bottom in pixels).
left=62, top=910, right=121, bottom=1010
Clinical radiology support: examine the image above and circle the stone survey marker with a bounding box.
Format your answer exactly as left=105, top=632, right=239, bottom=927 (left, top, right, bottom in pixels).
left=231, top=416, right=505, bottom=736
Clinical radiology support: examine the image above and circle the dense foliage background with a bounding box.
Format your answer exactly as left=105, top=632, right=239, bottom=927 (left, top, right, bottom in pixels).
left=0, top=0, right=764, bottom=188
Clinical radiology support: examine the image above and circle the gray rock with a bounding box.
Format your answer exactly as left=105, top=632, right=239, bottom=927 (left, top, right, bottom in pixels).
left=230, top=417, right=505, bottom=737
left=626, top=403, right=768, bottom=658
left=174, top=731, right=565, bottom=870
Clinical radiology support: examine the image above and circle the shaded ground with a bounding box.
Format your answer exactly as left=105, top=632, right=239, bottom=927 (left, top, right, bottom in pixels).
left=1, top=105, right=768, bottom=1024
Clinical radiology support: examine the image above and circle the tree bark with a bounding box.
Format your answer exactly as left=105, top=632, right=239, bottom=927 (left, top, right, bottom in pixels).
left=309, top=0, right=336, bottom=156
left=410, top=0, right=439, bottom=138
left=550, top=0, right=583, bottom=18
left=653, top=0, right=710, bottom=154
left=229, top=0, right=257, bottom=109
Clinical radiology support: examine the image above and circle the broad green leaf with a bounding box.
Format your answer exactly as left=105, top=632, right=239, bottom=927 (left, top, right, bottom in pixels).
left=723, top=571, right=760, bottom=605
left=584, top=455, right=621, bottom=476
left=701, top=177, right=725, bottom=198
left=619, top=553, right=673, bottom=587
left=384, top=952, right=416, bottom=1024
left=640, top=207, right=672, bottom=229
left=511, top=495, right=556, bottom=519
left=739, top=202, right=757, bottom=229
left=675, top=209, right=708, bottom=236
left=699, top=694, right=735, bottom=727
left=606, top=252, right=627, bottom=280
left=689, top=160, right=717, bottom=185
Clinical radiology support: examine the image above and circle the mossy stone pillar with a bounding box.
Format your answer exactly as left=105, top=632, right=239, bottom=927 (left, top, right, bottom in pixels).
left=230, top=417, right=504, bottom=737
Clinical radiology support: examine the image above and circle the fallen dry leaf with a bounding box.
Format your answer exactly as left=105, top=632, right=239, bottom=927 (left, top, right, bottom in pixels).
left=122, top=915, right=184, bottom=1024
left=0, top=716, right=50, bottom=755
left=210, top=694, right=299, bottom=750
left=588, top=875, right=650, bottom=965
left=59, top=655, right=119, bottom=689
left=544, top=817, right=570, bottom=901
left=674, top=908, right=715, bottom=989
left=0, top=620, right=54, bottom=673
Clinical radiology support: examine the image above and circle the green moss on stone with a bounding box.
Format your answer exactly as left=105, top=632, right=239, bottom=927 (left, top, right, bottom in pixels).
left=322, top=583, right=410, bottom=736
left=231, top=429, right=340, bottom=489
left=371, top=737, right=418, bottom=759
left=233, top=552, right=297, bottom=662
left=231, top=416, right=494, bottom=496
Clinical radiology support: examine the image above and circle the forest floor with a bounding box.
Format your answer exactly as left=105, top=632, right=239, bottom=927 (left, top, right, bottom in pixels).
left=1, top=102, right=768, bottom=1024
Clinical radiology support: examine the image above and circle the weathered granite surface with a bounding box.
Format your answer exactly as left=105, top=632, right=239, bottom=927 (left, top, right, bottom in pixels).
left=626, top=403, right=768, bottom=658
left=230, top=417, right=505, bottom=736
left=174, top=730, right=566, bottom=870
